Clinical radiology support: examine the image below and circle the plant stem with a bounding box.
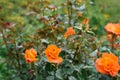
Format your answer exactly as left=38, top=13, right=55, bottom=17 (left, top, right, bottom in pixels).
left=73, top=46, right=79, bottom=63
left=67, top=0, right=72, bottom=27
left=54, top=64, right=57, bottom=80
left=1, top=29, right=9, bottom=52
left=111, top=34, right=116, bottom=52
left=15, top=42, right=21, bottom=72
left=41, top=0, right=44, bottom=17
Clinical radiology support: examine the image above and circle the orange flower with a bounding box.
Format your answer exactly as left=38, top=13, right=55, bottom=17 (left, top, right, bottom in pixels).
left=95, top=52, right=120, bottom=77
left=82, top=18, right=89, bottom=31
left=105, top=23, right=120, bottom=35
left=25, top=48, right=38, bottom=63
left=44, top=45, right=63, bottom=64
left=64, top=27, right=76, bottom=38
left=82, top=18, right=89, bottom=25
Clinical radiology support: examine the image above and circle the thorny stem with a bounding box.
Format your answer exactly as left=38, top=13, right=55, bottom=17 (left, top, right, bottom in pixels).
left=67, top=0, right=72, bottom=27
left=30, top=63, right=37, bottom=79
left=51, top=26, right=57, bottom=43
left=15, top=41, right=21, bottom=73
left=1, top=29, right=9, bottom=52
left=0, top=28, right=18, bottom=72
left=111, top=34, right=116, bottom=51
left=83, top=36, right=88, bottom=64
left=73, top=46, right=79, bottom=63
left=41, top=0, right=44, bottom=17
left=54, top=64, right=58, bottom=80
left=13, top=29, right=23, bottom=78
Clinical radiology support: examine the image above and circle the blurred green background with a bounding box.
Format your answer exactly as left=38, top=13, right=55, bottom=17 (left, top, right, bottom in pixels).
left=0, top=0, right=120, bottom=79
left=53, top=0, right=120, bottom=22
left=97, top=0, right=120, bottom=22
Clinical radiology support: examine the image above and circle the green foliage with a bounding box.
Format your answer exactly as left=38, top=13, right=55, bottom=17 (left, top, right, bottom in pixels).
left=0, top=0, right=120, bottom=80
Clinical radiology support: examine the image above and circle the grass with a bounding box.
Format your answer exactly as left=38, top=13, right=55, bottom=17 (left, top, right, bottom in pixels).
left=97, top=0, right=120, bottom=22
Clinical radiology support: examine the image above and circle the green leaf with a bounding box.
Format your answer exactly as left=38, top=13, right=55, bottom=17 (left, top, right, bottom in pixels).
left=73, top=64, right=84, bottom=72
left=46, top=76, right=54, bottom=80
left=68, top=76, right=77, bottom=80
left=83, top=66, right=94, bottom=69
left=41, top=39, right=49, bottom=44
left=45, top=63, right=54, bottom=72
left=55, top=69, right=63, bottom=80
left=63, top=67, right=74, bottom=75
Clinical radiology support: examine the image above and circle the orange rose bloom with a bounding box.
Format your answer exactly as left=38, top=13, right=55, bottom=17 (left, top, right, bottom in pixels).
left=95, top=52, right=120, bottom=77
left=105, top=23, right=120, bottom=35
left=44, top=45, right=63, bottom=64
left=64, top=27, right=76, bottom=38
left=25, top=48, right=38, bottom=63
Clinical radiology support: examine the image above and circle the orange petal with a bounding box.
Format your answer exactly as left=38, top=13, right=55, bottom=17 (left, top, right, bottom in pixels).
left=95, top=58, right=108, bottom=75
left=109, top=71, right=118, bottom=77
left=102, top=53, right=118, bottom=62
left=48, top=57, right=63, bottom=64
left=105, top=23, right=120, bottom=35
left=26, top=58, right=38, bottom=63
left=30, top=48, right=37, bottom=56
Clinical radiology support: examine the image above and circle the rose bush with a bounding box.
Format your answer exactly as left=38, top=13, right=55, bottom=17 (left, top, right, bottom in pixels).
left=0, top=0, right=120, bottom=80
